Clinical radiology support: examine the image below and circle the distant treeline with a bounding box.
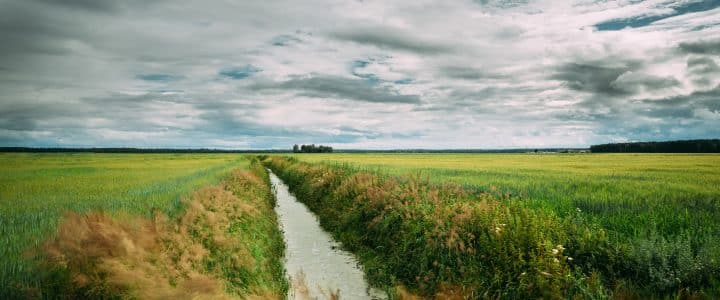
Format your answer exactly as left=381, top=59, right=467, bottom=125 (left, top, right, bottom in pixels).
left=1, top=147, right=595, bottom=154
left=590, top=139, right=720, bottom=153
left=292, top=144, right=333, bottom=153
left=0, top=147, right=293, bottom=153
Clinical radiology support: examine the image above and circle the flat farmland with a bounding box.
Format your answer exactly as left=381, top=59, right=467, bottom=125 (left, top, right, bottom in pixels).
left=0, top=153, right=246, bottom=293
left=273, top=153, right=720, bottom=296
left=292, top=153, right=720, bottom=238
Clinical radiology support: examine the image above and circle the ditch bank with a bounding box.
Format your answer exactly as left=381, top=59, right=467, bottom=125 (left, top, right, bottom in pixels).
left=24, top=159, right=287, bottom=299
left=269, top=170, right=386, bottom=299
left=262, top=156, right=720, bottom=299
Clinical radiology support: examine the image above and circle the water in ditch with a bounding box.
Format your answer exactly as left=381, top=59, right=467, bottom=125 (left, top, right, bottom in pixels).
left=268, top=170, right=387, bottom=300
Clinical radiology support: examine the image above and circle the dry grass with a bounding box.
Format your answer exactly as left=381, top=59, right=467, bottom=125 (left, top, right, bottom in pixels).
left=290, top=271, right=311, bottom=300
left=288, top=270, right=342, bottom=300
left=40, top=168, right=281, bottom=299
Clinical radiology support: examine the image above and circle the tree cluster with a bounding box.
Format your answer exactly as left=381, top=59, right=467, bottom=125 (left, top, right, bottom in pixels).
left=292, top=144, right=333, bottom=153
left=590, top=139, right=720, bottom=153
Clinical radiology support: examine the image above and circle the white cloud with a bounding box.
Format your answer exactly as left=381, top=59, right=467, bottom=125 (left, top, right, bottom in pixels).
left=0, top=0, right=718, bottom=148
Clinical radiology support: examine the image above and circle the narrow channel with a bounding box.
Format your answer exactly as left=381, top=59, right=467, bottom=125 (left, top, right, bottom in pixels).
left=268, top=170, right=387, bottom=300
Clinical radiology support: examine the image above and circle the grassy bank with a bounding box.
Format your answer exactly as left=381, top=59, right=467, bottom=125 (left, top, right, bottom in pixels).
left=1, top=154, right=287, bottom=298
left=292, top=153, right=720, bottom=242
left=264, top=155, right=720, bottom=298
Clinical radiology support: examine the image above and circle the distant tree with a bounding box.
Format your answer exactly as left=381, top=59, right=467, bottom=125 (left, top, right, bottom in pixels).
left=293, top=144, right=299, bottom=153
left=293, top=144, right=333, bottom=153
left=590, top=139, right=720, bottom=153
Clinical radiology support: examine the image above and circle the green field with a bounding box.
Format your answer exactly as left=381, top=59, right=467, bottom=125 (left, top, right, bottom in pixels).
left=293, top=153, right=720, bottom=238
left=277, top=153, right=720, bottom=296
left=0, top=153, right=259, bottom=296
left=3, top=152, right=719, bottom=298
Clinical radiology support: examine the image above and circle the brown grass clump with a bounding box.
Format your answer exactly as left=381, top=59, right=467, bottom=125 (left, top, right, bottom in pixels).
left=44, top=211, right=228, bottom=299
left=290, top=271, right=311, bottom=300
left=288, top=270, right=342, bottom=300
left=41, top=168, right=277, bottom=299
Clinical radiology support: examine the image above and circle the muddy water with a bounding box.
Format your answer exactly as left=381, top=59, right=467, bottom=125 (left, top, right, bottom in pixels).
left=268, top=171, right=386, bottom=300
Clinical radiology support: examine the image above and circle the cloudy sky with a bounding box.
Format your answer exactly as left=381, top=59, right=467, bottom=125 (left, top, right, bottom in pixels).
left=1, top=0, right=719, bottom=149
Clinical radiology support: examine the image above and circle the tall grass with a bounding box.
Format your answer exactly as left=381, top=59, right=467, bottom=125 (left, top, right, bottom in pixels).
left=293, top=153, right=720, bottom=294
left=264, top=155, right=720, bottom=298
left=0, top=154, right=287, bottom=298
left=28, top=158, right=287, bottom=299
left=292, top=153, right=720, bottom=242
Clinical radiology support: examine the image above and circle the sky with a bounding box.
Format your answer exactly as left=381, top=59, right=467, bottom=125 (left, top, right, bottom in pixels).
left=0, top=0, right=719, bottom=149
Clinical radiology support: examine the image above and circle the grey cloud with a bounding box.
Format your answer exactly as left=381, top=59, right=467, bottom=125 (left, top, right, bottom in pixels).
left=195, top=109, right=377, bottom=145
left=137, top=74, right=184, bottom=82
left=270, top=34, right=302, bottom=46
left=0, top=2, right=83, bottom=58
left=687, top=56, right=720, bottom=87
left=31, top=0, right=159, bottom=13
left=687, top=57, right=720, bottom=74
left=251, top=75, right=421, bottom=104
left=197, top=110, right=296, bottom=137
left=679, top=39, right=720, bottom=55
left=330, top=28, right=451, bottom=55
left=643, top=88, right=720, bottom=112
left=219, top=65, right=262, bottom=80
left=552, top=61, right=642, bottom=95
left=609, top=72, right=681, bottom=94
left=0, top=116, right=38, bottom=131
left=33, top=0, right=119, bottom=12
left=2, top=0, right=719, bottom=148
left=440, top=66, right=506, bottom=80
left=614, top=88, right=720, bottom=126
left=473, top=0, right=529, bottom=9
left=0, top=100, right=81, bottom=131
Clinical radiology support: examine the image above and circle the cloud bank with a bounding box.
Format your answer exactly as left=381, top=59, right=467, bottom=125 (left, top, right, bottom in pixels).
left=1, top=0, right=718, bottom=149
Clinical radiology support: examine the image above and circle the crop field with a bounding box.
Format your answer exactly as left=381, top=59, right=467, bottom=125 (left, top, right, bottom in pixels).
left=0, top=153, right=288, bottom=297
left=292, top=153, right=720, bottom=239
left=273, top=153, right=720, bottom=297
left=3, top=152, right=719, bottom=298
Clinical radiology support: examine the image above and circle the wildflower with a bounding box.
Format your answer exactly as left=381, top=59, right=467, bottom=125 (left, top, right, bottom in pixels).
left=520, top=272, right=526, bottom=276
left=556, top=244, right=564, bottom=251
left=553, top=258, right=559, bottom=263
left=551, top=248, right=559, bottom=255
left=567, top=257, right=573, bottom=262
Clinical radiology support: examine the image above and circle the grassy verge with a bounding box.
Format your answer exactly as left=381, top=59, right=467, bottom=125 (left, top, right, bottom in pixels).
left=0, top=153, right=246, bottom=294
left=263, top=155, right=719, bottom=298
left=2, top=156, right=287, bottom=298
